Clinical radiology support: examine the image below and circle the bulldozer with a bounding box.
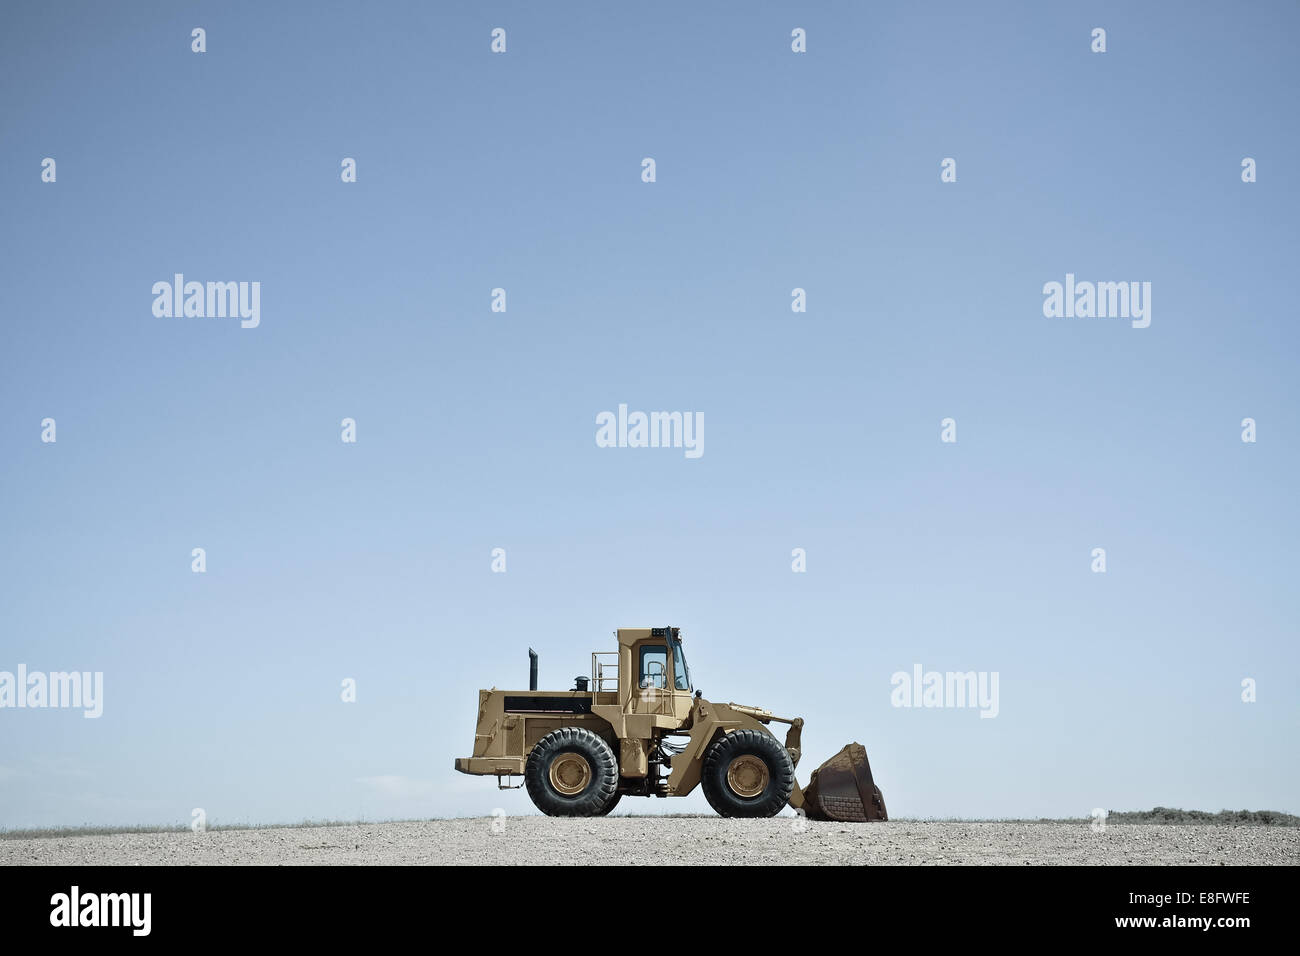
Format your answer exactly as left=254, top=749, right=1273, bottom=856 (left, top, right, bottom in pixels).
left=454, top=627, right=887, bottom=821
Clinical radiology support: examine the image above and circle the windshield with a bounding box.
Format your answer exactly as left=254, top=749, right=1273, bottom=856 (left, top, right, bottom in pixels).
left=672, top=639, right=691, bottom=691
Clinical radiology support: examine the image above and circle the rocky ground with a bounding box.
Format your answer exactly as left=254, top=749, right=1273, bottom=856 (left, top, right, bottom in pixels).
left=4, top=817, right=1298, bottom=865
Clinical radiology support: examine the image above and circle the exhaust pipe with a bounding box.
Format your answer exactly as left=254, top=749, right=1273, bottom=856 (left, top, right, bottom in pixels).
left=528, top=648, right=538, bottom=691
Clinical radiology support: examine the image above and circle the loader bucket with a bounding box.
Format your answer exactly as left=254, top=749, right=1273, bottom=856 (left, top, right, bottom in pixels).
left=797, top=742, right=887, bottom=822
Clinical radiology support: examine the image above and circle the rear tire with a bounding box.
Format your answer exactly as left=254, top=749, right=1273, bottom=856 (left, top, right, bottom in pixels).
left=525, top=728, right=619, bottom=817
left=701, top=729, right=794, bottom=818
left=597, top=792, right=622, bottom=816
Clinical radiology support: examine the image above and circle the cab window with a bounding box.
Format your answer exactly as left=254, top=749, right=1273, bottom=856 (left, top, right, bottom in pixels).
left=638, top=645, right=668, bottom=690
left=672, top=640, right=691, bottom=691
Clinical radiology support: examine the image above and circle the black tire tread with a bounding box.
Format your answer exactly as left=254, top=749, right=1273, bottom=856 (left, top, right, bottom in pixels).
left=700, top=729, right=795, bottom=818
left=597, top=791, right=622, bottom=816
left=524, top=727, right=619, bottom=817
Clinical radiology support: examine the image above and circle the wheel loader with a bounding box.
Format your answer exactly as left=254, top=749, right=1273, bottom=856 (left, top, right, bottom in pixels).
left=454, top=627, right=887, bottom=820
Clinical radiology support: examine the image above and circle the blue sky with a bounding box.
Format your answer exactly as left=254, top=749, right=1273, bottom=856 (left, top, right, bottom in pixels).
left=1, top=1, right=1297, bottom=828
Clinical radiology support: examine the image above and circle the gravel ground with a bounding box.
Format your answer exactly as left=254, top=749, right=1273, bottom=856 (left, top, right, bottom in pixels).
left=4, top=818, right=1298, bottom=865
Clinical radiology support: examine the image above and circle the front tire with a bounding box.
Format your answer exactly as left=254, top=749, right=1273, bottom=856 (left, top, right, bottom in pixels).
left=525, top=728, right=619, bottom=817
left=701, top=729, right=794, bottom=818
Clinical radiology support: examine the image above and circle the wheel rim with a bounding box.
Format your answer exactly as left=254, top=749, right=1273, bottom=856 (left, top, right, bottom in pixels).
left=548, top=753, right=592, bottom=796
left=726, top=755, right=770, bottom=798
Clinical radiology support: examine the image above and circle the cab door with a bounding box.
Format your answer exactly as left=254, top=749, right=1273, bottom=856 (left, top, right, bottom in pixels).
left=627, top=641, right=672, bottom=717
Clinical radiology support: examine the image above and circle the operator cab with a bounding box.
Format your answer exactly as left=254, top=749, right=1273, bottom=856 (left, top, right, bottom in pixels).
left=636, top=627, right=691, bottom=692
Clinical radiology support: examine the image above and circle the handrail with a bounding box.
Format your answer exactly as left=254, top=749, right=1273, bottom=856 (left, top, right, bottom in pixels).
left=591, top=651, right=619, bottom=693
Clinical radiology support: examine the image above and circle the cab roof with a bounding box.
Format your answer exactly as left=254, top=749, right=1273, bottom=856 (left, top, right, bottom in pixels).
left=615, top=627, right=681, bottom=646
